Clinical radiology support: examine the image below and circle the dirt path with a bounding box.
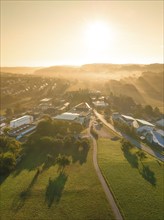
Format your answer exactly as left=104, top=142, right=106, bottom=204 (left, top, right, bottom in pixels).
left=94, top=124, right=115, bottom=139
left=88, top=123, right=123, bottom=220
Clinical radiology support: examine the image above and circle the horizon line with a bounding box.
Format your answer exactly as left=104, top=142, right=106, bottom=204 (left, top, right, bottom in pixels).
left=1, top=62, right=163, bottom=68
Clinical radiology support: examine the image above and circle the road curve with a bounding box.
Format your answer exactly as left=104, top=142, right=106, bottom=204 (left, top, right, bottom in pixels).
left=93, top=110, right=164, bottom=162
left=88, top=123, right=123, bottom=220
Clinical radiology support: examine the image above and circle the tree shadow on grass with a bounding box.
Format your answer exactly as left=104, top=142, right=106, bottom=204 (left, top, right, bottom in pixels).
left=121, top=145, right=139, bottom=168
left=41, top=155, right=56, bottom=173
left=45, top=172, right=68, bottom=208
left=139, top=165, right=156, bottom=186
left=121, top=141, right=157, bottom=186
left=156, top=160, right=162, bottom=166
left=111, top=136, right=120, bottom=141
left=71, top=144, right=90, bottom=165
left=11, top=169, right=40, bottom=212
left=0, top=173, right=9, bottom=185
left=60, top=142, right=90, bottom=165
left=13, top=140, right=90, bottom=178
left=12, top=150, right=47, bottom=177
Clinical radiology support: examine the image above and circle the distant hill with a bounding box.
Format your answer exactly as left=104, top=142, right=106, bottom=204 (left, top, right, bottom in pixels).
left=34, top=65, right=83, bottom=77
left=33, top=63, right=163, bottom=78
left=1, top=64, right=163, bottom=78
left=0, top=63, right=163, bottom=111
left=0, top=67, right=42, bottom=74
left=104, top=70, right=163, bottom=111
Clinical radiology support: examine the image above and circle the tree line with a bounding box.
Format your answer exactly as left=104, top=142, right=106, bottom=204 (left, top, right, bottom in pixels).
left=0, top=136, right=22, bottom=175
left=105, top=93, right=162, bottom=120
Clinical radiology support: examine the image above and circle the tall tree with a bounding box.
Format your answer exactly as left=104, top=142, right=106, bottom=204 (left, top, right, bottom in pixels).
left=56, top=154, right=70, bottom=173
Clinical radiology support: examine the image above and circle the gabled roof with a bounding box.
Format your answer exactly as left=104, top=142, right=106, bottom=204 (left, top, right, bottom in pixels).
left=74, top=102, right=91, bottom=110
left=136, top=119, right=154, bottom=127
left=121, top=115, right=135, bottom=121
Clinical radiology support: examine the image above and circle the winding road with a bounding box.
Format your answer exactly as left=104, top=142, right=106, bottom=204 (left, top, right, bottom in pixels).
left=93, top=110, right=164, bottom=162
left=88, top=121, right=123, bottom=220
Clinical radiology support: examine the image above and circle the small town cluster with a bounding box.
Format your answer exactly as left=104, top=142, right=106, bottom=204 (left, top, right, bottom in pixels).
left=1, top=93, right=163, bottom=150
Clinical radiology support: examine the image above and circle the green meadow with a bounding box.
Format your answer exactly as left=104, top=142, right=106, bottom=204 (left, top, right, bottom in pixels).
left=97, top=138, right=163, bottom=220
left=0, top=142, right=114, bottom=220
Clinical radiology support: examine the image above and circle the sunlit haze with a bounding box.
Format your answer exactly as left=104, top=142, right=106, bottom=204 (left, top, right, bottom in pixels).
left=1, top=0, right=163, bottom=66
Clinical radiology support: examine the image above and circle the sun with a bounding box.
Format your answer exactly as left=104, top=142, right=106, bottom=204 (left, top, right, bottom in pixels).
left=85, top=21, right=113, bottom=51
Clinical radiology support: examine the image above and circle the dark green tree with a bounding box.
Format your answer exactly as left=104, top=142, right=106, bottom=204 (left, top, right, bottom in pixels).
left=56, top=154, right=70, bottom=173
left=0, top=152, right=16, bottom=174
left=144, top=105, right=153, bottom=116
left=153, top=107, right=161, bottom=118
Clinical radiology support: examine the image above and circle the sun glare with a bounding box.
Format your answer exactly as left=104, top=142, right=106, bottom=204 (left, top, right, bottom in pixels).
left=85, top=21, right=113, bottom=51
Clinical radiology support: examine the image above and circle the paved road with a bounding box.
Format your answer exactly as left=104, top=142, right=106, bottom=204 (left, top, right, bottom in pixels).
left=88, top=121, right=123, bottom=220
left=93, top=110, right=164, bottom=162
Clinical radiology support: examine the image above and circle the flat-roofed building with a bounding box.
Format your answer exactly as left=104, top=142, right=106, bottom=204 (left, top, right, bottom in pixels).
left=10, top=115, right=33, bottom=128
left=8, top=124, right=36, bottom=139
left=54, top=111, right=90, bottom=127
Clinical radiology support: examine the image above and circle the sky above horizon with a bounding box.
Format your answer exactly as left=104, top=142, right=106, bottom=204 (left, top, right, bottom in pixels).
left=1, top=0, right=163, bottom=67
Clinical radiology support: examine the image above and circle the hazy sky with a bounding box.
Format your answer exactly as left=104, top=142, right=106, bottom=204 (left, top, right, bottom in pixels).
left=1, top=0, right=163, bottom=66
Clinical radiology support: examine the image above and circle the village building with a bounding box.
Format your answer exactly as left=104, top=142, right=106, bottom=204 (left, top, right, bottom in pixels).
left=10, top=115, right=33, bottom=128
left=0, top=115, right=6, bottom=123
left=38, top=98, right=52, bottom=111
left=93, top=101, right=108, bottom=109
left=54, top=102, right=92, bottom=127
left=145, top=129, right=164, bottom=149
left=57, top=102, right=70, bottom=113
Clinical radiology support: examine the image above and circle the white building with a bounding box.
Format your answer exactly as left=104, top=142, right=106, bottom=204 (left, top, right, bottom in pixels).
left=10, top=115, right=33, bottom=128
left=54, top=111, right=90, bottom=126
left=54, top=112, right=80, bottom=122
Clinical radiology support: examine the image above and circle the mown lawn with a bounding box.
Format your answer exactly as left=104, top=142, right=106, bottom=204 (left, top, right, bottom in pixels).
left=97, top=138, right=163, bottom=220
left=0, top=142, right=114, bottom=220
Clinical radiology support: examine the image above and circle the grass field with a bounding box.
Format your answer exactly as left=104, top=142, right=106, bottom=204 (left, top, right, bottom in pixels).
left=0, top=142, right=114, bottom=220
left=97, top=138, right=163, bottom=220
